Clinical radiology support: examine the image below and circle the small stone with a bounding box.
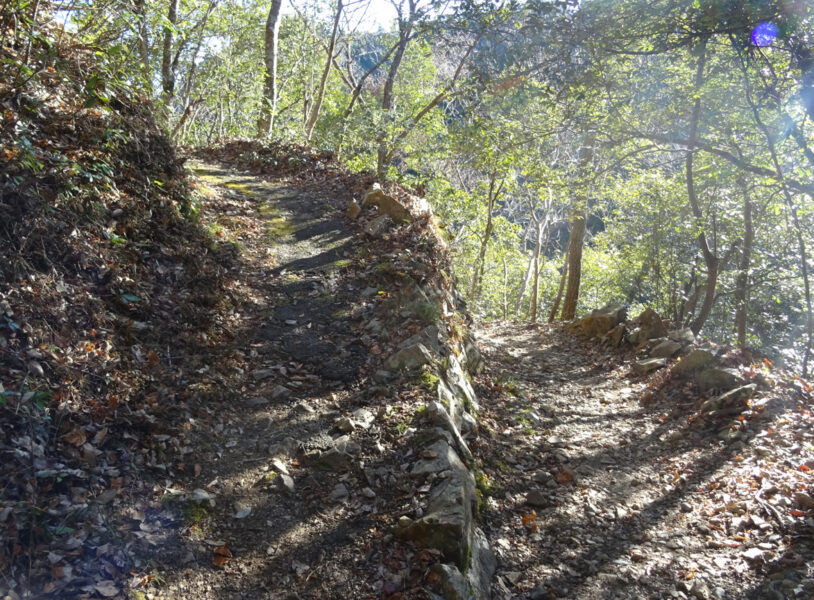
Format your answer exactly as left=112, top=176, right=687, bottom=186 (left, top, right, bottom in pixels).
left=361, top=487, right=376, bottom=498
left=233, top=499, right=252, bottom=519
left=293, top=401, right=315, bottom=414
left=680, top=502, right=693, bottom=513
left=329, top=483, right=349, bottom=503
left=363, top=214, right=393, bottom=238
left=530, top=584, right=550, bottom=600
left=742, top=547, right=764, bottom=562
left=276, top=473, right=295, bottom=494
left=651, top=339, right=682, bottom=358
left=346, top=200, right=361, bottom=219
left=673, top=349, right=715, bottom=376
left=526, top=489, right=550, bottom=507
left=252, top=368, right=276, bottom=381
left=271, top=385, right=292, bottom=400
left=245, top=397, right=269, bottom=407
left=633, top=358, right=667, bottom=374
left=270, top=458, right=289, bottom=475
left=335, top=417, right=355, bottom=433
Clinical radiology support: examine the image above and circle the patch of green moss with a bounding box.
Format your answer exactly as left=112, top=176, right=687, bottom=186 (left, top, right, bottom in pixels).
left=183, top=501, right=210, bottom=527
left=416, top=367, right=440, bottom=391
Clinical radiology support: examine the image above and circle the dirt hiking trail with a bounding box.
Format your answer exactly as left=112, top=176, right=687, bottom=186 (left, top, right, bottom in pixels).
left=474, top=321, right=814, bottom=600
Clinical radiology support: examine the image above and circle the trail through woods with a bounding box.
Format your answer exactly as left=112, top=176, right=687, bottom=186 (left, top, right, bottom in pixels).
left=474, top=322, right=814, bottom=600
left=4, top=157, right=812, bottom=600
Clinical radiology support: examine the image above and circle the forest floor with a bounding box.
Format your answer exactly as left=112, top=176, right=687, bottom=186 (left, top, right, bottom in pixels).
left=473, top=321, right=814, bottom=600
left=3, top=150, right=812, bottom=600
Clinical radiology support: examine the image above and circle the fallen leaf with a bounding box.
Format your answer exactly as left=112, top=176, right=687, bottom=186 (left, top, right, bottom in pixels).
left=555, top=469, right=573, bottom=484
left=62, top=427, right=86, bottom=447
left=94, top=580, right=119, bottom=597
left=212, top=541, right=232, bottom=568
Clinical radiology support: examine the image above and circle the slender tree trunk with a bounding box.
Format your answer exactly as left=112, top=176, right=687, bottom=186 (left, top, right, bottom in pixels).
left=132, top=0, right=151, bottom=91
left=502, top=254, right=508, bottom=320
left=304, top=0, right=343, bottom=141
left=377, top=2, right=415, bottom=177
left=257, top=0, right=283, bottom=137
left=559, top=136, right=596, bottom=321
left=734, top=180, right=753, bottom=348
left=560, top=214, right=586, bottom=321
left=529, top=218, right=543, bottom=322
left=468, top=176, right=502, bottom=303
left=685, top=36, right=717, bottom=336
left=23, top=0, right=39, bottom=66
left=548, top=253, right=568, bottom=323
left=161, top=0, right=179, bottom=100
left=513, top=222, right=534, bottom=315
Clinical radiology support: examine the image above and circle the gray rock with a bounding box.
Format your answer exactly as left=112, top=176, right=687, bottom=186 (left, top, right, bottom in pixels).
left=329, top=483, right=349, bottom=503
left=466, top=528, right=496, bottom=598
left=275, top=473, right=295, bottom=494
left=271, top=385, right=292, bottom=401
left=636, top=307, right=668, bottom=340
left=346, top=199, right=361, bottom=219
left=700, top=384, right=756, bottom=413
left=384, top=343, right=434, bottom=372
left=424, top=402, right=473, bottom=466
left=445, top=355, right=480, bottom=412
left=430, top=564, right=475, bottom=600
left=461, top=332, right=484, bottom=374
left=669, top=327, right=696, bottom=344
left=252, top=368, right=276, bottom=381
left=673, top=349, right=715, bottom=376
left=400, top=325, right=442, bottom=355
left=362, top=184, right=412, bottom=223
left=650, top=339, right=682, bottom=358
left=578, top=303, right=627, bottom=338
left=460, top=412, right=478, bottom=436
left=363, top=214, right=393, bottom=238
left=351, top=408, right=375, bottom=429
left=633, top=358, right=667, bottom=374
left=696, top=367, right=743, bottom=392
left=399, top=442, right=476, bottom=568
left=245, top=396, right=269, bottom=407
left=526, top=490, right=550, bottom=507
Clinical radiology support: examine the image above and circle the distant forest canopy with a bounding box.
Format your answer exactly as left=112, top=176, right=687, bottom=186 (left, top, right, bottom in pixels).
left=6, top=0, right=814, bottom=374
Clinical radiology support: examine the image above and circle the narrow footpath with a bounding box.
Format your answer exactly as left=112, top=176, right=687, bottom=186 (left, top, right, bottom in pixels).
left=125, top=160, right=388, bottom=600
left=474, top=321, right=814, bottom=600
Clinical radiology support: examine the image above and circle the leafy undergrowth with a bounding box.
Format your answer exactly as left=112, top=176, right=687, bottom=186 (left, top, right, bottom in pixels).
left=0, top=24, right=241, bottom=597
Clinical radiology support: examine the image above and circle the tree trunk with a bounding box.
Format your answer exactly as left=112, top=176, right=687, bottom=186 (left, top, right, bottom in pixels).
left=304, top=0, right=343, bottom=141
left=735, top=181, right=753, bottom=348
left=161, top=0, right=179, bottom=100
left=513, top=222, right=534, bottom=316
left=502, top=254, right=508, bottom=320
left=548, top=253, right=568, bottom=323
left=559, top=136, right=596, bottom=321
left=560, top=214, right=586, bottom=321
left=376, top=3, right=415, bottom=177
left=529, top=218, right=543, bottom=322
left=468, top=176, right=502, bottom=303
left=685, top=36, right=717, bottom=336
left=257, top=0, right=283, bottom=137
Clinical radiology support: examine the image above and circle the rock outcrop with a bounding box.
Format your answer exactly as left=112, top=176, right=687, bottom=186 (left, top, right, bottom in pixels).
left=348, top=187, right=494, bottom=598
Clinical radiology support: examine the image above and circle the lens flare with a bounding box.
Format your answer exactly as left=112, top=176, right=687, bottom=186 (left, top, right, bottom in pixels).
left=751, top=22, right=778, bottom=47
